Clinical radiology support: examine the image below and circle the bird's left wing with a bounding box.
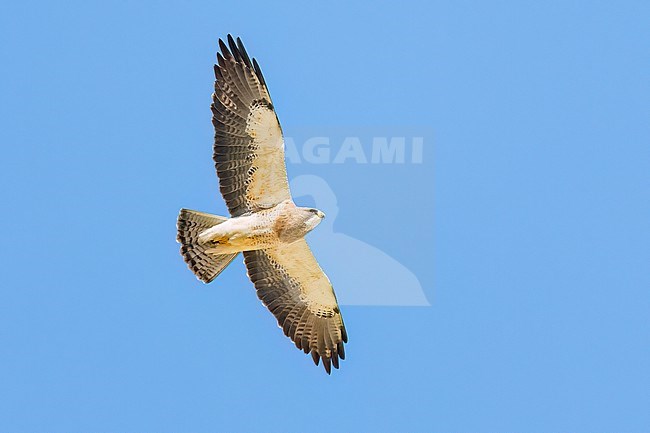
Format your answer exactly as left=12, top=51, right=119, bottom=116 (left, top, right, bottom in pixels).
left=212, top=35, right=291, bottom=217
left=243, top=240, right=348, bottom=374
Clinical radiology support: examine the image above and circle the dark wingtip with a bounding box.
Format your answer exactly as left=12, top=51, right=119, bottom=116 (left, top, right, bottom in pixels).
left=311, top=350, right=320, bottom=366
left=323, top=356, right=332, bottom=374
left=331, top=353, right=340, bottom=370
left=236, top=37, right=253, bottom=67
left=252, top=58, right=267, bottom=87
left=227, top=34, right=241, bottom=62
left=216, top=52, right=227, bottom=69
left=218, top=38, right=232, bottom=60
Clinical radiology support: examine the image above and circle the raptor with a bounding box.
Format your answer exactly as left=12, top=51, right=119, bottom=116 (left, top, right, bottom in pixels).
left=177, top=35, right=347, bottom=374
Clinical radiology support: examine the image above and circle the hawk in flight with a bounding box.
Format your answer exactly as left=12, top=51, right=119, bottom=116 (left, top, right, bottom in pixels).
left=177, top=35, right=347, bottom=374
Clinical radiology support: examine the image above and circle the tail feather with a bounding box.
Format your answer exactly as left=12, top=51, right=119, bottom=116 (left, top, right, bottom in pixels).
left=177, top=208, right=238, bottom=283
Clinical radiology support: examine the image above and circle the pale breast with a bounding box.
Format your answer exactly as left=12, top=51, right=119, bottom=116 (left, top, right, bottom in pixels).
left=272, top=202, right=311, bottom=244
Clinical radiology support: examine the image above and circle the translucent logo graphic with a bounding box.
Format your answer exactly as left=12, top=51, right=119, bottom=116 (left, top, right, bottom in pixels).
left=291, top=174, right=430, bottom=306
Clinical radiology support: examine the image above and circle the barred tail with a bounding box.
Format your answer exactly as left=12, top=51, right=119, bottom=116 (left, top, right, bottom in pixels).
left=176, top=208, right=238, bottom=283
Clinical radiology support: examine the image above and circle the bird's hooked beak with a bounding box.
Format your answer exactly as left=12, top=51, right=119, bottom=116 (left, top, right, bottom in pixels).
left=316, top=210, right=326, bottom=219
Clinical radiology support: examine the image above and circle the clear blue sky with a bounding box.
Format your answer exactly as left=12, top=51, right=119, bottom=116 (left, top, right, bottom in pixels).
left=1, top=1, right=649, bottom=432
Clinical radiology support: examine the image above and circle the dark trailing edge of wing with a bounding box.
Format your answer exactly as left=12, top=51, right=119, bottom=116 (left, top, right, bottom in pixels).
left=243, top=248, right=348, bottom=375
left=212, top=34, right=275, bottom=217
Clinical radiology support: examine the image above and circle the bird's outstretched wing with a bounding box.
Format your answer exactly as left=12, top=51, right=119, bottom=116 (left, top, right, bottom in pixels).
left=212, top=35, right=290, bottom=217
left=243, top=240, right=348, bottom=374
left=212, top=36, right=347, bottom=373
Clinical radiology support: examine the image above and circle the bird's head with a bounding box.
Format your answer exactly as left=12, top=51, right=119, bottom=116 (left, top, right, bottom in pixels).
left=303, top=207, right=325, bottom=232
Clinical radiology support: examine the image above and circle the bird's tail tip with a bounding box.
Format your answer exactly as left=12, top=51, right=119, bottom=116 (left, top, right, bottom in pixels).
left=177, top=208, right=238, bottom=283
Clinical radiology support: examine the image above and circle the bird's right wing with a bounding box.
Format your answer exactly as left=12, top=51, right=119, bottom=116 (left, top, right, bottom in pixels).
left=212, top=35, right=291, bottom=217
left=243, top=239, right=348, bottom=374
